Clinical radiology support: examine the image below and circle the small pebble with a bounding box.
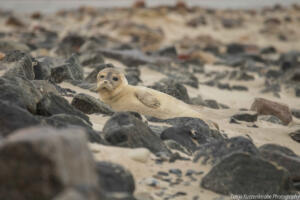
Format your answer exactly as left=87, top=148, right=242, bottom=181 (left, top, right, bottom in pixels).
left=169, top=168, right=182, bottom=176
left=145, top=178, right=159, bottom=187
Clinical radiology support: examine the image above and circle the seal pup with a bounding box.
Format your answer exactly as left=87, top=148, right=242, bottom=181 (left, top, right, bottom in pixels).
left=96, top=68, right=217, bottom=127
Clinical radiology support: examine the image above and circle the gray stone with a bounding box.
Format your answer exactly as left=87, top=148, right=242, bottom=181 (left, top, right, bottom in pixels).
left=71, top=93, right=114, bottom=115
left=0, top=127, right=99, bottom=200
left=201, top=153, right=292, bottom=195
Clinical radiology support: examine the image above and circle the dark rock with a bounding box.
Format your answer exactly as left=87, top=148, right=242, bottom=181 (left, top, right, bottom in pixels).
left=79, top=51, right=105, bottom=68
left=0, top=77, right=42, bottom=113
left=155, top=46, right=177, bottom=57
left=264, top=17, right=281, bottom=25
left=217, top=83, right=231, bottom=90
left=258, top=115, right=282, bottom=124
left=261, top=80, right=281, bottom=96
left=71, top=93, right=114, bottom=115
left=194, top=136, right=259, bottom=164
left=226, top=43, right=245, bottom=54
left=125, top=67, right=142, bottom=85
left=85, top=64, right=114, bottom=83
left=289, top=130, right=300, bottom=143
left=259, top=144, right=298, bottom=157
left=0, top=40, right=30, bottom=52
left=1, top=50, right=26, bottom=62
left=169, top=152, right=190, bottom=163
left=187, top=16, right=207, bottom=27
left=201, top=153, right=292, bottom=195
left=3, top=54, right=35, bottom=80
left=0, top=127, right=99, bottom=200
left=279, top=51, right=300, bottom=71
left=153, top=117, right=224, bottom=147
left=171, top=72, right=198, bottom=88
left=282, top=68, right=300, bottom=84
left=164, top=140, right=190, bottom=155
left=221, top=18, right=242, bottom=29
left=231, top=85, right=248, bottom=91
left=96, top=161, right=135, bottom=195
left=150, top=79, right=190, bottom=103
left=148, top=125, right=168, bottom=137
left=259, top=144, right=300, bottom=181
left=97, top=49, right=155, bottom=67
left=43, top=114, right=106, bottom=144
left=0, top=100, right=40, bottom=137
left=65, top=54, right=84, bottom=80
left=33, top=57, right=52, bottom=80
left=169, top=169, right=182, bottom=176
left=203, top=45, right=220, bottom=56
left=157, top=171, right=169, bottom=176
left=260, top=46, right=277, bottom=54
left=229, top=71, right=255, bottom=81
left=161, top=127, right=198, bottom=153
left=204, top=99, right=220, bottom=109
left=50, top=54, right=84, bottom=83
left=291, top=109, right=300, bottom=119
left=250, top=98, right=292, bottom=125
left=5, top=16, right=24, bottom=27
left=102, top=112, right=170, bottom=154
left=231, top=112, right=257, bottom=122
left=237, top=72, right=255, bottom=81
left=296, top=87, right=300, bottom=97
left=229, top=118, right=240, bottom=124
left=56, top=35, right=85, bottom=57
left=32, top=80, right=59, bottom=95
left=266, top=70, right=281, bottom=79
left=36, top=92, right=91, bottom=124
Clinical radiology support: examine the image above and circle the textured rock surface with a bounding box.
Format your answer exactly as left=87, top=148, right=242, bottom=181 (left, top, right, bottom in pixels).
left=71, top=93, right=114, bottom=115
left=201, top=153, right=292, bottom=195
left=0, top=127, right=99, bottom=200
left=103, top=112, right=170, bottom=155
left=251, top=98, right=292, bottom=125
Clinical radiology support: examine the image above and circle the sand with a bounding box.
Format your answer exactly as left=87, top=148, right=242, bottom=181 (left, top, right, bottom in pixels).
left=0, top=4, right=300, bottom=199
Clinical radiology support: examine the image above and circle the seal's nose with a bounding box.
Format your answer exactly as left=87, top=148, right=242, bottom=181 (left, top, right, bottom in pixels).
left=103, top=80, right=108, bottom=84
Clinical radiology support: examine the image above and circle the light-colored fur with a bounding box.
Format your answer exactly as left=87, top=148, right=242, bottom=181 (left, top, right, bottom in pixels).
left=96, top=68, right=217, bottom=128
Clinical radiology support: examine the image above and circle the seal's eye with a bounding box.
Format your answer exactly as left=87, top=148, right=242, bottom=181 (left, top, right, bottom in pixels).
left=99, top=75, right=105, bottom=79
left=113, top=77, right=119, bottom=81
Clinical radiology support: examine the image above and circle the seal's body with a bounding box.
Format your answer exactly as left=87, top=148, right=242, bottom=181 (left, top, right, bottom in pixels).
left=96, top=68, right=213, bottom=123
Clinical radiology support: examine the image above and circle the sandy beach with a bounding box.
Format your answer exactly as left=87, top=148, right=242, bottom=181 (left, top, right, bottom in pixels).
left=0, top=1, right=300, bottom=200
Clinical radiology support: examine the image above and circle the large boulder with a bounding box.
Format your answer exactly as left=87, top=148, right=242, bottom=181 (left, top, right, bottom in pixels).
left=71, top=93, right=114, bottom=115
left=102, top=112, right=170, bottom=154
left=259, top=144, right=300, bottom=181
left=194, top=136, right=259, bottom=164
left=0, top=100, right=40, bottom=137
left=43, top=114, right=106, bottom=144
left=0, top=77, right=43, bottom=113
left=96, top=161, right=135, bottom=195
left=36, top=92, right=91, bottom=124
left=0, top=127, right=99, bottom=200
left=50, top=54, right=84, bottom=83
left=3, top=53, right=35, bottom=80
left=201, top=153, right=292, bottom=195
left=151, top=117, right=224, bottom=145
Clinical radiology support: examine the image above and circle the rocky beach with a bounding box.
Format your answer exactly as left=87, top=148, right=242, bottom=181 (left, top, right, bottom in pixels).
left=0, top=1, right=300, bottom=200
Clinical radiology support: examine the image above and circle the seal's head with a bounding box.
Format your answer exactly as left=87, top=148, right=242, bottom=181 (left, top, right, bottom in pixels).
left=96, top=68, right=128, bottom=100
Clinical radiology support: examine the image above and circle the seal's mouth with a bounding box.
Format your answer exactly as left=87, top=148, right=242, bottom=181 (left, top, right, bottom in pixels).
left=96, top=83, right=113, bottom=92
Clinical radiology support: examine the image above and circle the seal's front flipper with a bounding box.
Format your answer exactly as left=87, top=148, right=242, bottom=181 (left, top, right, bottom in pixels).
left=135, top=90, right=161, bottom=109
